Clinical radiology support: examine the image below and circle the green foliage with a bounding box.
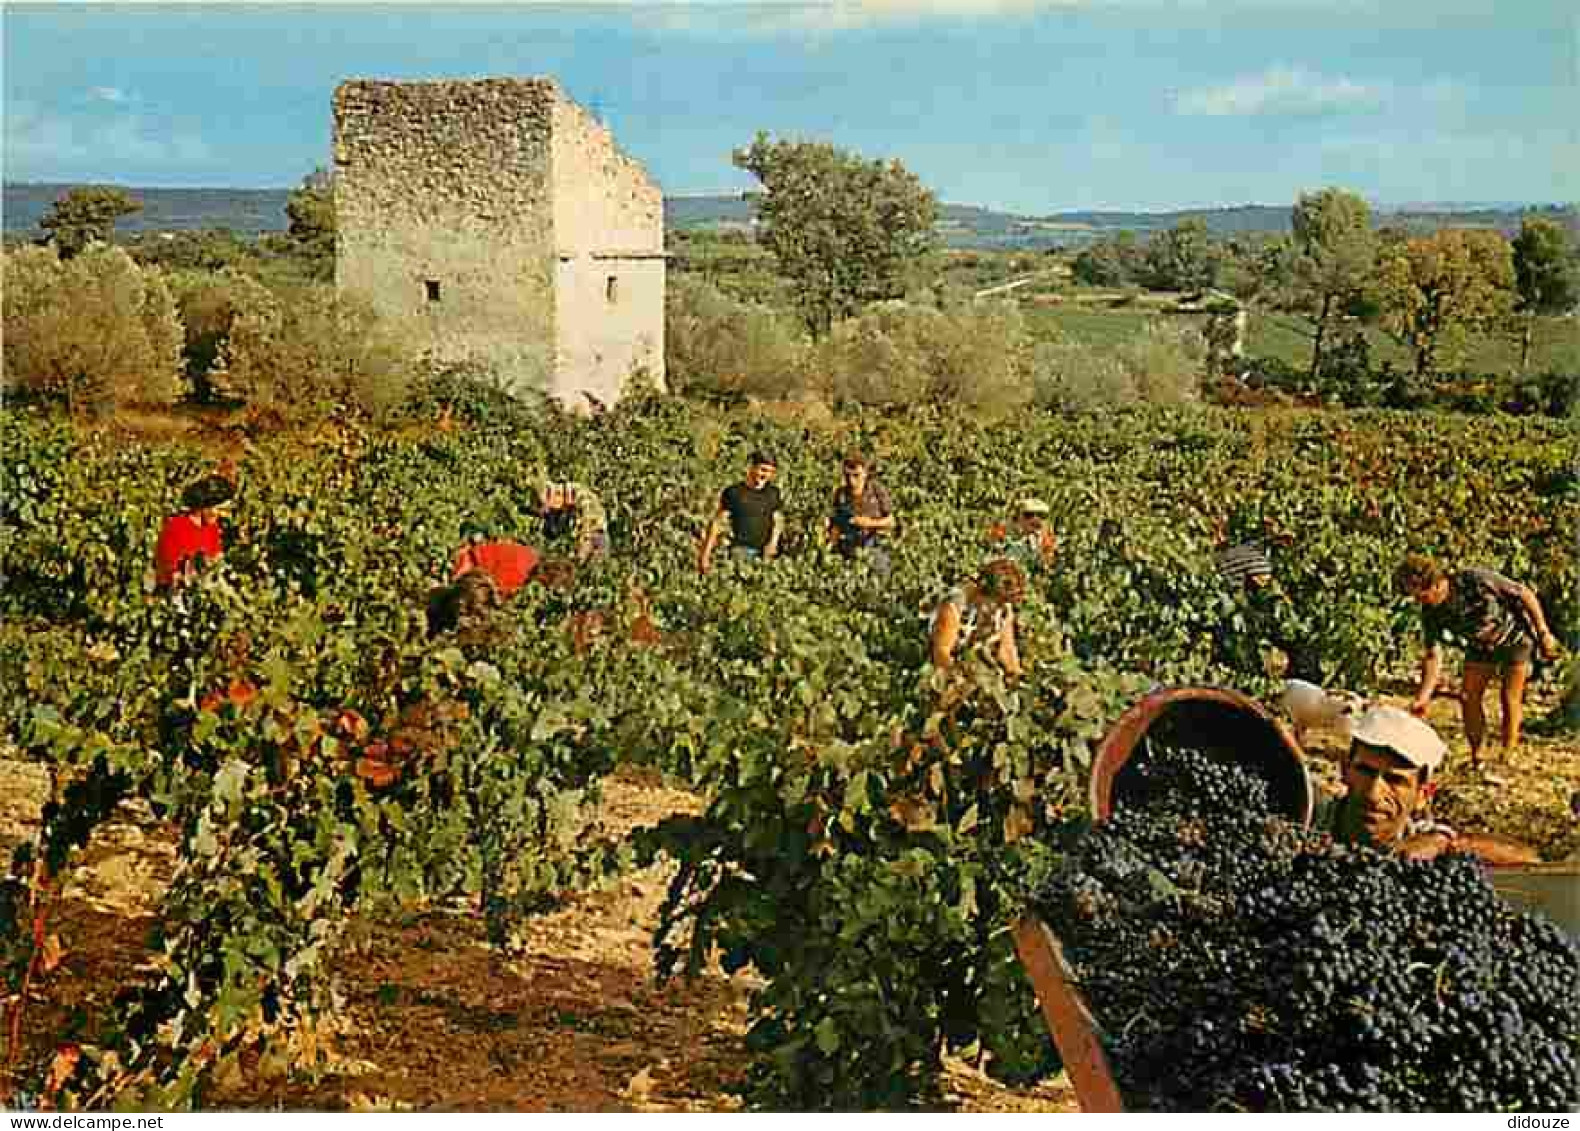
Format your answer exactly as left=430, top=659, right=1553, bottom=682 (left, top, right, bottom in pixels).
left=734, top=133, right=939, bottom=338
left=0, top=383, right=1573, bottom=1110
left=1143, top=219, right=1220, bottom=293
left=38, top=187, right=142, bottom=260
left=1071, top=232, right=1145, bottom=288
left=283, top=168, right=336, bottom=283
left=1290, top=188, right=1377, bottom=380
left=1512, top=217, right=1579, bottom=371
left=219, top=283, right=416, bottom=421
left=2, top=245, right=185, bottom=413
left=665, top=275, right=811, bottom=401
left=166, top=268, right=277, bottom=402
left=816, top=301, right=1034, bottom=413
left=1032, top=320, right=1202, bottom=411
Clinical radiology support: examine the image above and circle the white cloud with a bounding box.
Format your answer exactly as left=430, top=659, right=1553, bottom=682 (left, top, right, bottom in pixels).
left=87, top=86, right=130, bottom=104
left=4, top=100, right=214, bottom=179
left=1173, top=67, right=1382, bottom=117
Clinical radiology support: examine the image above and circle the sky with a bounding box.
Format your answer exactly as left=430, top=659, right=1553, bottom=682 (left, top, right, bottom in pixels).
left=2, top=1, right=1575, bottom=214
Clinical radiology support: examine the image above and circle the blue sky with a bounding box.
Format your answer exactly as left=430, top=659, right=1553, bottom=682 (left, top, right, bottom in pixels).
left=3, top=1, right=1575, bottom=213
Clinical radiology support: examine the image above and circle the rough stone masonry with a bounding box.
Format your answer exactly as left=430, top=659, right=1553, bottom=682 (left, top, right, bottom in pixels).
left=333, top=77, right=666, bottom=407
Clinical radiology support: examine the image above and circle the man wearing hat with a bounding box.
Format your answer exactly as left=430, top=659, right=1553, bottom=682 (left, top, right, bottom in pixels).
left=1317, top=705, right=1450, bottom=855
left=699, top=450, right=782, bottom=575
left=154, top=474, right=236, bottom=589
left=1317, top=704, right=1540, bottom=864
left=535, top=475, right=609, bottom=563
left=1005, top=497, right=1057, bottom=575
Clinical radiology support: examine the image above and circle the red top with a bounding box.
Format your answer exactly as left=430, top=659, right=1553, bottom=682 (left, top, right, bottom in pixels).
left=155, top=512, right=223, bottom=587
left=451, top=540, right=540, bottom=599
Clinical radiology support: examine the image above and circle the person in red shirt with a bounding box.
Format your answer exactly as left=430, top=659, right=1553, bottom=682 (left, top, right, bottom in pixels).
left=450, top=527, right=540, bottom=600
left=154, top=475, right=235, bottom=589
left=427, top=526, right=544, bottom=638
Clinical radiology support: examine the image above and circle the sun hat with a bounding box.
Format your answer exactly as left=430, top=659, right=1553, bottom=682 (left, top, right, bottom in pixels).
left=1018, top=497, right=1050, bottom=516
left=1349, top=705, right=1447, bottom=778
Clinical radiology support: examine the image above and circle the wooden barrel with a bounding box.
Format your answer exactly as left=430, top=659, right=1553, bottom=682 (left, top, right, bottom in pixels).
left=1089, top=684, right=1311, bottom=826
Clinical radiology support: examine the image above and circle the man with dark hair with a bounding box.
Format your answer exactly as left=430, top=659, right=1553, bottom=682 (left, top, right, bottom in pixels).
left=698, top=450, right=782, bottom=574
left=826, top=453, right=895, bottom=577
left=1398, top=553, right=1562, bottom=782
left=154, top=474, right=236, bottom=589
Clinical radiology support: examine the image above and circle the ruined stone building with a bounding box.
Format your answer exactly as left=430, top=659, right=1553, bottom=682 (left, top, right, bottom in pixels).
left=333, top=77, right=665, bottom=406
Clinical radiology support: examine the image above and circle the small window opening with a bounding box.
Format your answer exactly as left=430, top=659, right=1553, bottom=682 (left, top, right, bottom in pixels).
left=605, top=275, right=619, bottom=304
left=425, top=279, right=441, bottom=303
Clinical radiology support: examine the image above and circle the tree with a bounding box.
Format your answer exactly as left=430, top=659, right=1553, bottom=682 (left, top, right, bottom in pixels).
left=1289, top=188, right=1376, bottom=381
left=1142, top=219, right=1219, bottom=293
left=733, top=133, right=938, bottom=339
left=38, top=186, right=142, bottom=260
left=1071, top=232, right=1144, bottom=287
left=1374, top=229, right=1516, bottom=377
left=284, top=167, right=336, bottom=281
left=1511, top=216, right=1579, bottom=371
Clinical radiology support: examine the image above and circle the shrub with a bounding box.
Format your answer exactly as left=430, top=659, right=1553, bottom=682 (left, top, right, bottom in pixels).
left=1032, top=319, right=1201, bottom=411
left=1119, top=320, right=1203, bottom=405
left=2, top=244, right=185, bottom=413
left=166, top=268, right=277, bottom=402
left=1032, top=340, right=1136, bottom=411
left=218, top=283, right=417, bottom=421
left=665, top=275, right=811, bottom=401
left=817, top=300, right=1034, bottom=413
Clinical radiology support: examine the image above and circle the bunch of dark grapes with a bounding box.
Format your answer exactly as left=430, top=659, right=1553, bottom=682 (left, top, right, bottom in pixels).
left=1036, top=744, right=1579, bottom=1112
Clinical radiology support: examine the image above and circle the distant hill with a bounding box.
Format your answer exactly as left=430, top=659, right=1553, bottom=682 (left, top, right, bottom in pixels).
left=4, top=183, right=292, bottom=237
left=5, top=182, right=1573, bottom=251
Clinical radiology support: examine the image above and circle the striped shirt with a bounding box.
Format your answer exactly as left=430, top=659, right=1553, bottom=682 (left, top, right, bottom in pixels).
left=1216, top=543, right=1273, bottom=588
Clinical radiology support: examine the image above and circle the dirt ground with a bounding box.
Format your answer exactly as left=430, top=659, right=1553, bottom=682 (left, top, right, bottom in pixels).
left=1, top=684, right=1574, bottom=1113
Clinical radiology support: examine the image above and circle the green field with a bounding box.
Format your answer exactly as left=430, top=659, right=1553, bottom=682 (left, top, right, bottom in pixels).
left=1021, top=294, right=1580, bottom=376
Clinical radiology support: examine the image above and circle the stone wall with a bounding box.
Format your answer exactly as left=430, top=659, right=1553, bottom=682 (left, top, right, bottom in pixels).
left=333, top=77, right=665, bottom=403
left=550, top=96, right=666, bottom=402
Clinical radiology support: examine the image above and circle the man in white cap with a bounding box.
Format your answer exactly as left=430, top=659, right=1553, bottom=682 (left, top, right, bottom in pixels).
left=1005, top=497, right=1057, bottom=575
left=1317, top=705, right=1452, bottom=857
left=1317, top=704, right=1541, bottom=864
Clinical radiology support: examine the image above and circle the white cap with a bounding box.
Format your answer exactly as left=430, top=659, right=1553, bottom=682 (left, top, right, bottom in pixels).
left=1349, top=706, right=1448, bottom=777
left=1018, top=497, right=1051, bottom=516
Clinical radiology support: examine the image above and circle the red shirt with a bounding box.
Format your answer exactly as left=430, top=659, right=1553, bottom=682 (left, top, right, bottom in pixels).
left=155, top=513, right=223, bottom=587
left=451, top=541, right=539, bottom=600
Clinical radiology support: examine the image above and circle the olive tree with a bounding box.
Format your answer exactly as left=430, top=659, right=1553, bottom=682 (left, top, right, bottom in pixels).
left=1290, top=188, right=1375, bottom=381
left=39, top=186, right=142, bottom=260
left=732, top=133, right=938, bottom=339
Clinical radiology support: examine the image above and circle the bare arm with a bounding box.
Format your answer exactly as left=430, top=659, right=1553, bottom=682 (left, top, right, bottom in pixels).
left=765, top=511, right=784, bottom=559
left=698, top=507, right=727, bottom=574
left=1513, top=584, right=1561, bottom=657
left=998, top=609, right=1023, bottom=678
left=931, top=602, right=961, bottom=668
left=1410, top=645, right=1441, bottom=716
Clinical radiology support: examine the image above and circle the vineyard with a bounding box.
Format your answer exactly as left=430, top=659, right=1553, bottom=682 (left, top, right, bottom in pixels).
left=1, top=383, right=1576, bottom=1110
